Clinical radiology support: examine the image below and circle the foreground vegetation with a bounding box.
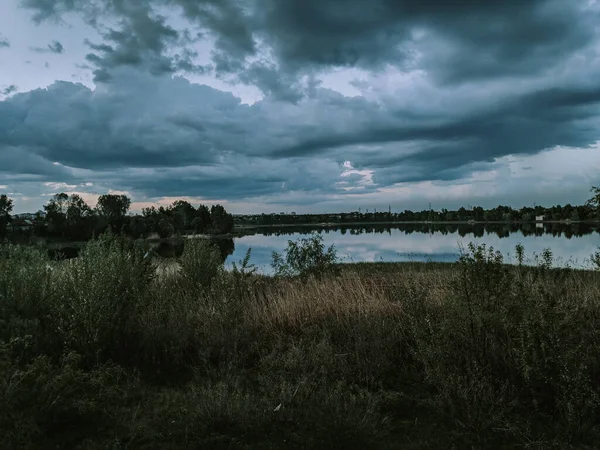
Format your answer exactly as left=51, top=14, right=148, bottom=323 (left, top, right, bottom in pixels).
left=1, top=233, right=600, bottom=448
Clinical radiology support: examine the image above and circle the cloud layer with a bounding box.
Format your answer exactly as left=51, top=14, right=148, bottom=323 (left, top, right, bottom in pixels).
left=31, top=39, right=64, bottom=54
left=0, top=0, right=599, bottom=212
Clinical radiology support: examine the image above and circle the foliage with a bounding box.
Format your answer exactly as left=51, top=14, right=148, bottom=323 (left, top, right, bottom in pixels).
left=0, top=194, right=13, bottom=239
left=271, top=233, right=338, bottom=279
left=96, top=194, right=131, bottom=231
left=178, top=238, right=223, bottom=292
left=592, top=247, right=600, bottom=271
left=2, top=235, right=600, bottom=448
left=210, top=204, right=234, bottom=234
left=587, top=186, right=600, bottom=218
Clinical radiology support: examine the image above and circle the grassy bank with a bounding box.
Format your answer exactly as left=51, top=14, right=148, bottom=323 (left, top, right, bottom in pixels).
left=1, top=234, right=600, bottom=448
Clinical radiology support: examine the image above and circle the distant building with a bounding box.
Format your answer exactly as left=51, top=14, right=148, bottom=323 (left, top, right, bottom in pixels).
left=535, top=215, right=545, bottom=222
left=291, top=212, right=296, bottom=216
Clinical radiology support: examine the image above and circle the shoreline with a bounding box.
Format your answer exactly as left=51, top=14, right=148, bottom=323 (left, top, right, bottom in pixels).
left=234, top=218, right=598, bottom=229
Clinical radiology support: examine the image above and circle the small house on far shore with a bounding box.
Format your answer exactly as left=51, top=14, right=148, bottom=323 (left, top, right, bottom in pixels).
left=535, top=215, right=545, bottom=222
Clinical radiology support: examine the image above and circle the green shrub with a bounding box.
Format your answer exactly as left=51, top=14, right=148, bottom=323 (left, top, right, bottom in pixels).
left=50, top=232, right=155, bottom=366
left=0, top=348, right=138, bottom=449
left=271, top=233, right=338, bottom=279
left=408, top=243, right=600, bottom=441
left=179, top=238, right=223, bottom=292
left=592, top=247, right=600, bottom=270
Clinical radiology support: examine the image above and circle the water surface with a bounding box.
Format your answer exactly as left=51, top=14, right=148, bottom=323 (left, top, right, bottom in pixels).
left=226, top=223, right=600, bottom=273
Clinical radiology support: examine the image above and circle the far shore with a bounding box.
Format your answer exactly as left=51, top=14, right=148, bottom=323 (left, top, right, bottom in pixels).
left=234, top=218, right=599, bottom=229
left=19, top=218, right=599, bottom=250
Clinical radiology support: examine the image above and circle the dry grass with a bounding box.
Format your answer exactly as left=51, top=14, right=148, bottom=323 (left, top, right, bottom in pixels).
left=247, top=274, right=403, bottom=330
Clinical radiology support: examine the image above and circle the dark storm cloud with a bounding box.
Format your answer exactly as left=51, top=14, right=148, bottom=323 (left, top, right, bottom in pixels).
left=31, top=40, right=64, bottom=54
left=2, top=67, right=600, bottom=197
left=172, top=0, right=256, bottom=67
left=171, top=48, right=212, bottom=75
left=0, top=76, right=234, bottom=170
left=82, top=3, right=181, bottom=81
left=237, top=63, right=304, bottom=103
left=20, top=0, right=598, bottom=96
left=253, top=0, right=596, bottom=86
left=182, top=0, right=596, bottom=94
left=0, top=145, right=73, bottom=179
left=8, top=0, right=600, bottom=206
left=20, top=0, right=215, bottom=81
left=1, top=85, right=18, bottom=96
left=87, top=153, right=343, bottom=200
left=120, top=170, right=287, bottom=199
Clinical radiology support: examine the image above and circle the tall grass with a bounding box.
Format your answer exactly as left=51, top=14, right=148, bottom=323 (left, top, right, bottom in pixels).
left=1, top=234, right=600, bottom=448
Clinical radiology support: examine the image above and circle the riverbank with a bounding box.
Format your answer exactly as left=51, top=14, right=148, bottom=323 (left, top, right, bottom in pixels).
left=235, top=218, right=599, bottom=229
left=2, top=236, right=600, bottom=448
left=9, top=218, right=599, bottom=252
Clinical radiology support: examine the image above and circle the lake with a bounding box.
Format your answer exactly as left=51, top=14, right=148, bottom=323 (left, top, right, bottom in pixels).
left=226, top=223, right=600, bottom=273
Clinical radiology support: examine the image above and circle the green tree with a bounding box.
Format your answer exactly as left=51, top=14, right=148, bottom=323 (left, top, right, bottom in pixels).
left=142, top=206, right=160, bottom=234
left=171, top=200, right=197, bottom=233
left=586, top=186, right=600, bottom=219
left=157, top=216, right=175, bottom=239
left=196, top=204, right=212, bottom=233
left=44, top=193, right=69, bottom=236
left=570, top=210, right=580, bottom=221
left=96, top=194, right=131, bottom=231
left=0, top=194, right=14, bottom=238
left=127, top=215, right=148, bottom=239
left=66, top=194, right=94, bottom=239
left=210, top=204, right=234, bottom=234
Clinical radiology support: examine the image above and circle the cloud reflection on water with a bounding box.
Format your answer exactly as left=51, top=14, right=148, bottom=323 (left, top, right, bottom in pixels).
left=227, top=226, right=600, bottom=273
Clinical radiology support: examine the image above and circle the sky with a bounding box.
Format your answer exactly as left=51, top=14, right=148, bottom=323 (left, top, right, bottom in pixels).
left=1, top=0, right=599, bottom=214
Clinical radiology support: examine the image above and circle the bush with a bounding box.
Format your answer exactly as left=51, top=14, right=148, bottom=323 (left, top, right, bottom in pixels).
left=0, top=348, right=138, bottom=449
left=592, top=247, right=600, bottom=270
left=178, top=238, right=223, bottom=292
left=271, top=233, right=338, bottom=279
left=49, top=232, right=155, bottom=366
left=407, top=243, right=600, bottom=441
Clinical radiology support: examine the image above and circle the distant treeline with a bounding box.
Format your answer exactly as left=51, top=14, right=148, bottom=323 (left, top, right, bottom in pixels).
left=238, top=187, right=600, bottom=226
left=244, top=222, right=599, bottom=239
left=0, top=193, right=234, bottom=242
left=1, top=186, right=599, bottom=242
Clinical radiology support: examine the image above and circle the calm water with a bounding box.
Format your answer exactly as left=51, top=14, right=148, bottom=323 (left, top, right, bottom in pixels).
left=226, top=224, right=600, bottom=273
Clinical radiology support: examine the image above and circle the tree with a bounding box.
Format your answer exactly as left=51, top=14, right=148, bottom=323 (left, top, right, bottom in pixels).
left=0, top=194, right=13, bottom=238
left=66, top=194, right=94, bottom=239
left=570, top=210, right=580, bottom=221
left=171, top=200, right=197, bottom=233
left=157, top=216, right=175, bottom=238
left=127, top=215, right=148, bottom=239
left=193, top=204, right=212, bottom=233
left=210, top=204, right=233, bottom=234
left=96, top=194, right=131, bottom=230
left=44, top=193, right=69, bottom=236
left=586, top=186, right=600, bottom=219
